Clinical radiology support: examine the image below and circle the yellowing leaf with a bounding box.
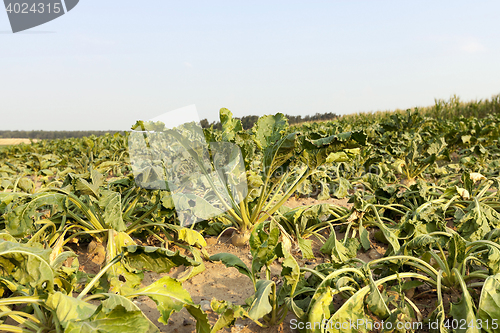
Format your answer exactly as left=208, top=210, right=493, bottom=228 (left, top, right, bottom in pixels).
left=456, top=186, right=470, bottom=200
left=470, top=172, right=486, bottom=183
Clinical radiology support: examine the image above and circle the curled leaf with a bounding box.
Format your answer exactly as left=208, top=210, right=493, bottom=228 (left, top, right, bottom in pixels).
left=470, top=172, right=486, bottom=183
left=456, top=186, right=470, bottom=200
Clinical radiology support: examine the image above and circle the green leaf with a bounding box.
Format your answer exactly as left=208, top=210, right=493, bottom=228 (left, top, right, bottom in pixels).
left=326, top=287, right=371, bottom=333
left=401, top=279, right=423, bottom=291
left=261, top=132, right=297, bottom=184
left=106, top=231, right=142, bottom=295
left=0, top=193, right=25, bottom=216
left=484, top=246, right=500, bottom=275
left=276, top=243, right=301, bottom=294
left=210, top=299, right=248, bottom=333
left=326, top=151, right=350, bottom=163
left=46, top=292, right=97, bottom=328
left=250, top=221, right=280, bottom=266
left=177, top=247, right=206, bottom=282
left=174, top=226, right=207, bottom=248
left=449, top=273, right=479, bottom=333
left=320, top=228, right=349, bottom=264
left=65, top=304, right=158, bottom=333
left=220, top=108, right=243, bottom=142
left=99, top=190, right=126, bottom=232
left=160, top=192, right=175, bottom=209
left=247, top=279, right=274, bottom=321
left=0, top=240, right=54, bottom=291
left=301, top=130, right=366, bottom=169
left=477, top=273, right=500, bottom=333
left=74, top=169, right=104, bottom=197
left=253, top=113, right=289, bottom=149
left=102, top=294, right=160, bottom=332
left=374, top=221, right=400, bottom=254
left=457, top=199, right=500, bottom=242
left=102, top=293, right=141, bottom=313
left=359, top=222, right=371, bottom=251
left=4, top=192, right=65, bottom=237
left=130, top=276, right=193, bottom=325
left=124, top=245, right=198, bottom=274
left=209, top=253, right=252, bottom=281
left=365, top=274, right=390, bottom=319
left=461, top=172, right=474, bottom=194
left=402, top=233, right=439, bottom=253
left=297, top=236, right=314, bottom=260
left=446, top=233, right=467, bottom=273
left=307, top=287, right=334, bottom=332
left=185, top=304, right=211, bottom=333
left=344, top=238, right=360, bottom=258
left=50, top=251, right=78, bottom=271
left=333, top=177, right=351, bottom=199
left=0, top=233, right=17, bottom=242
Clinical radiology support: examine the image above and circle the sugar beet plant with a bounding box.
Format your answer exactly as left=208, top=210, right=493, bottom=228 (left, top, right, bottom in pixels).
left=130, top=109, right=366, bottom=246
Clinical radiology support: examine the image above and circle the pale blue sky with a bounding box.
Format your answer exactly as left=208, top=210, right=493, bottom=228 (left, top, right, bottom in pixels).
left=1, top=1, right=499, bottom=130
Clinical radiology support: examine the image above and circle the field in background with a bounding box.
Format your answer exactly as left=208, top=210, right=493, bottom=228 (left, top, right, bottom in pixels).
left=342, top=93, right=500, bottom=123
left=0, top=138, right=37, bottom=146
left=2, top=94, right=498, bottom=139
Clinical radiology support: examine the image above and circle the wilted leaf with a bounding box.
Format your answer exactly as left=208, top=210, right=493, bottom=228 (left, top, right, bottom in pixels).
left=4, top=193, right=66, bottom=237
left=130, top=276, right=193, bottom=325
left=124, top=245, right=198, bottom=274
left=46, top=292, right=96, bottom=328
left=99, top=190, right=126, bottom=232
left=478, top=273, right=500, bottom=333
left=0, top=240, right=54, bottom=291
left=210, top=252, right=252, bottom=281
left=247, top=279, right=274, bottom=321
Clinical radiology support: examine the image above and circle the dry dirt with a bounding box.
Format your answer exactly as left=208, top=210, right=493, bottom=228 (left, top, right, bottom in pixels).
left=284, top=197, right=352, bottom=210
left=0, top=139, right=37, bottom=145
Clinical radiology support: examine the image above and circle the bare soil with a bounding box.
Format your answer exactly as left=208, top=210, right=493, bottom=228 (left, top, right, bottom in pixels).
left=284, top=197, right=352, bottom=210
left=0, top=139, right=37, bottom=145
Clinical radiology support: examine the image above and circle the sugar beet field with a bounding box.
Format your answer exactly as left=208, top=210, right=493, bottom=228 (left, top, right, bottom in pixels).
left=1, top=96, right=500, bottom=333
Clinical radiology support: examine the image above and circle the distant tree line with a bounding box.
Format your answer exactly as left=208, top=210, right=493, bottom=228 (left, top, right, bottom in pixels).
left=1, top=112, right=340, bottom=139
left=0, top=130, right=124, bottom=140
left=201, top=112, right=339, bottom=130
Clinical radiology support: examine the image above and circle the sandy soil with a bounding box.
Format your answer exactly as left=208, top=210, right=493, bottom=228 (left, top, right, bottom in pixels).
left=284, top=197, right=352, bottom=210
left=0, top=138, right=37, bottom=145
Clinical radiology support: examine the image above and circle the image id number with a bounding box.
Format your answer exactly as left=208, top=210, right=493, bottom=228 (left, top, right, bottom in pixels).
left=5, top=2, right=62, bottom=14
left=444, top=318, right=498, bottom=330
